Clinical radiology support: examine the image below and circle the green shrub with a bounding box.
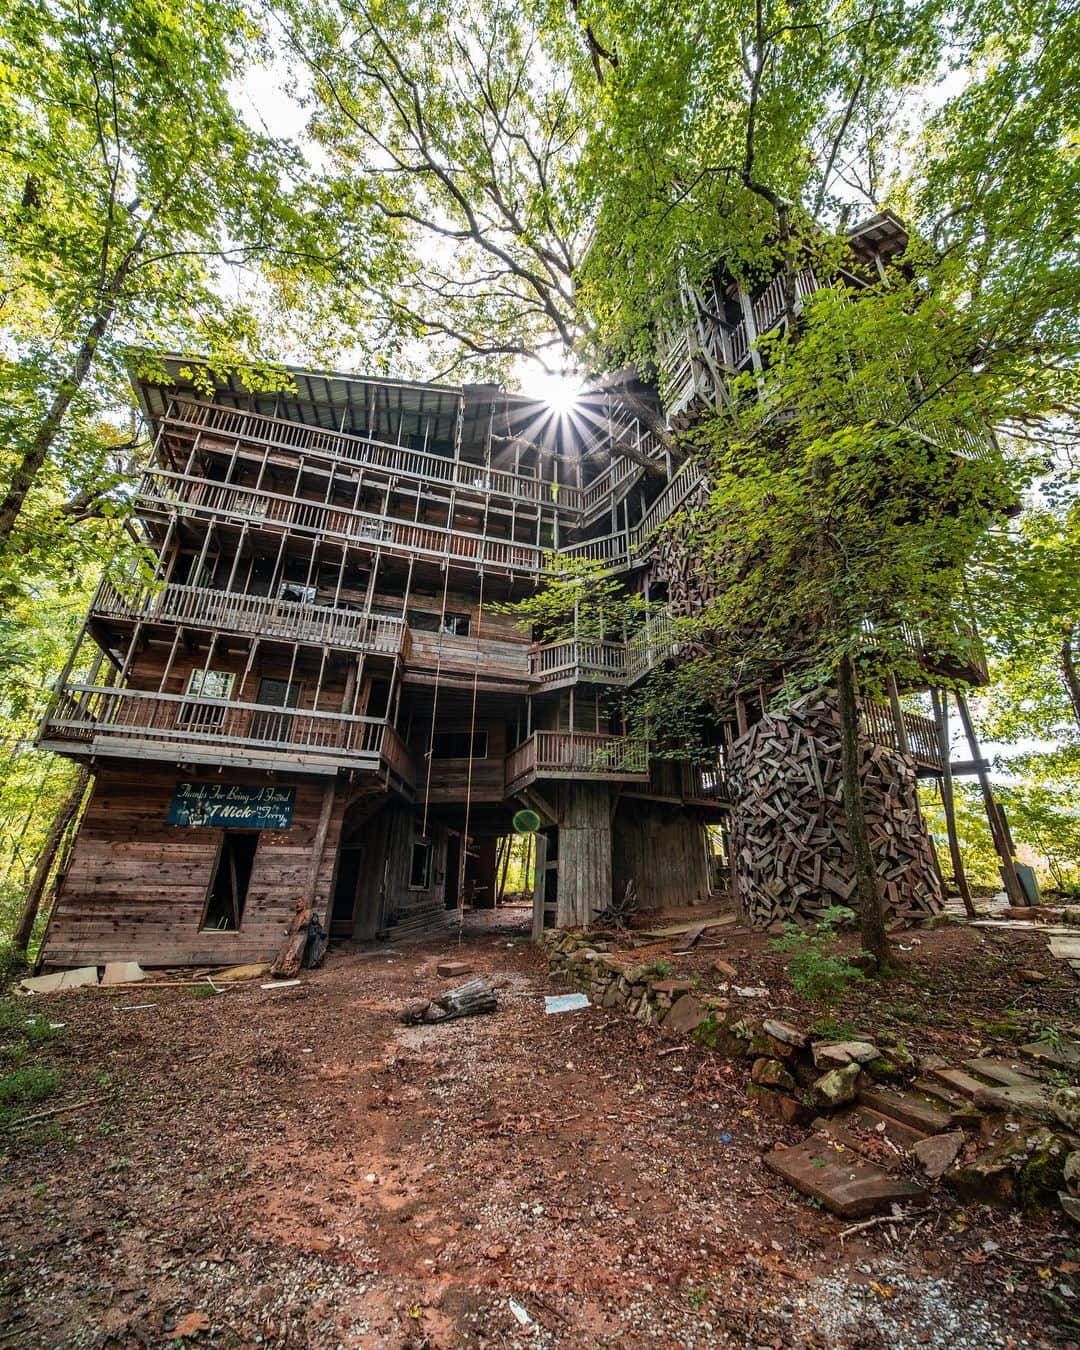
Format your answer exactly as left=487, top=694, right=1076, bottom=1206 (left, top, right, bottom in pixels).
left=771, top=906, right=865, bottom=1004
left=0, top=1064, right=60, bottom=1108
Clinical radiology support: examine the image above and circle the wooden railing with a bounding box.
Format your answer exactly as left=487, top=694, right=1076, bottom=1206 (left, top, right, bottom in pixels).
left=137, top=469, right=547, bottom=575
left=41, top=683, right=416, bottom=783
left=505, top=731, right=650, bottom=791
left=137, top=462, right=706, bottom=578
left=859, top=699, right=942, bottom=771
left=92, top=580, right=408, bottom=656
left=529, top=612, right=677, bottom=687
left=164, top=398, right=655, bottom=526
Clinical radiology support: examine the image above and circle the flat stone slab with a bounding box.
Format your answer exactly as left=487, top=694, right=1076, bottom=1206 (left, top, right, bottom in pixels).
left=437, top=960, right=474, bottom=978
left=970, top=1081, right=1055, bottom=1121
left=858, top=1086, right=956, bottom=1135
left=763, top=1019, right=808, bottom=1049
left=764, top=1138, right=926, bottom=1219
left=101, top=962, right=147, bottom=986
left=963, top=1057, right=1045, bottom=1087
left=913, top=1131, right=966, bottom=1179
left=1049, top=937, right=1080, bottom=960
left=1019, top=1038, right=1080, bottom=1069
left=663, top=993, right=709, bottom=1036
left=813, top=1040, right=878, bottom=1068
left=20, top=966, right=99, bottom=994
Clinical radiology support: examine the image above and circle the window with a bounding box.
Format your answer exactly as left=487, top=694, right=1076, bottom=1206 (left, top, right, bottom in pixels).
left=409, top=839, right=432, bottom=889
left=251, top=678, right=301, bottom=744
left=185, top=670, right=235, bottom=699
left=407, top=608, right=470, bottom=636
left=201, top=832, right=259, bottom=930
left=179, top=669, right=235, bottom=729
left=430, top=731, right=487, bottom=759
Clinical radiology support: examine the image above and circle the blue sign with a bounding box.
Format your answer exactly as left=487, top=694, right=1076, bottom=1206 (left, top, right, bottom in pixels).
left=167, top=782, right=295, bottom=829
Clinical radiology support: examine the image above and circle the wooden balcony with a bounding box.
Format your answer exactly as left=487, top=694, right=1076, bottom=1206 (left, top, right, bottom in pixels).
left=164, top=399, right=653, bottom=528
left=91, top=580, right=409, bottom=658
left=136, top=460, right=705, bottom=579
left=529, top=612, right=677, bottom=689
left=137, top=469, right=547, bottom=577
left=658, top=267, right=820, bottom=415
left=504, top=731, right=650, bottom=793
left=859, top=700, right=942, bottom=775
left=39, top=683, right=417, bottom=787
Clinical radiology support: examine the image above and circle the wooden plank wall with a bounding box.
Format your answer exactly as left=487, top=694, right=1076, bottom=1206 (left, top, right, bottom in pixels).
left=347, top=803, right=448, bottom=939
left=553, top=782, right=613, bottom=927
left=612, top=799, right=710, bottom=909
left=43, top=765, right=346, bottom=967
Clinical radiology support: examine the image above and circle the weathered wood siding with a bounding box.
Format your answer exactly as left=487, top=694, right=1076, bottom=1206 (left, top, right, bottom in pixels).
left=43, top=765, right=345, bottom=967
left=612, top=800, right=710, bottom=908
left=554, top=782, right=613, bottom=927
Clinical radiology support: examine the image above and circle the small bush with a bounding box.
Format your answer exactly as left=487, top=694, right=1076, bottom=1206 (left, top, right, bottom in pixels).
left=771, top=906, right=865, bottom=1004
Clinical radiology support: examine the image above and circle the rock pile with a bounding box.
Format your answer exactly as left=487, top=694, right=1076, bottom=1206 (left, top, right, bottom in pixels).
left=545, top=931, right=1080, bottom=1222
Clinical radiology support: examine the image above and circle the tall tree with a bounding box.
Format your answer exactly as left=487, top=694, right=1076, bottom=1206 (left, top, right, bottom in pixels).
left=0, top=0, right=389, bottom=572
left=287, top=0, right=590, bottom=379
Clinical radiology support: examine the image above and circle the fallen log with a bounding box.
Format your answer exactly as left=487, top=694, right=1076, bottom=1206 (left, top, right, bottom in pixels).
left=400, top=977, right=498, bottom=1026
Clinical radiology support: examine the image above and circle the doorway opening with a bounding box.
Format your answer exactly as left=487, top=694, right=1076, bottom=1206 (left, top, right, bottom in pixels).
left=202, top=831, right=259, bottom=930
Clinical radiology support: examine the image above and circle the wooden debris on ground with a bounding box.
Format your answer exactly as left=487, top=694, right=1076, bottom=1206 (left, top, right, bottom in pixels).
left=269, top=899, right=327, bottom=978
left=592, top=880, right=638, bottom=931
left=400, top=978, right=498, bottom=1026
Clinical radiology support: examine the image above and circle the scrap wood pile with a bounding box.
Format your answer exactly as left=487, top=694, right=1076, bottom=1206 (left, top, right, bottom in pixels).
left=400, top=978, right=498, bottom=1025
left=728, top=693, right=945, bottom=928
left=592, top=880, right=638, bottom=930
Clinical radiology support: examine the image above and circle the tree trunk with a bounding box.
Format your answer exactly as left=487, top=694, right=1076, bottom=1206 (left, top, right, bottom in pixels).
left=1061, top=621, right=1080, bottom=731
left=0, top=299, right=117, bottom=554
left=835, top=654, right=890, bottom=969
left=12, top=766, right=91, bottom=950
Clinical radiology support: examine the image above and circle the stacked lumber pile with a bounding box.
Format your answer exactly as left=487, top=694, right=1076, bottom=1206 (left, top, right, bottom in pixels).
left=727, top=692, right=944, bottom=927
left=649, top=488, right=715, bottom=660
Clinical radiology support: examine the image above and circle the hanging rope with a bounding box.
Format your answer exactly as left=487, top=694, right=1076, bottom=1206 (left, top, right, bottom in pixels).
left=420, top=560, right=454, bottom=840
left=458, top=567, right=486, bottom=940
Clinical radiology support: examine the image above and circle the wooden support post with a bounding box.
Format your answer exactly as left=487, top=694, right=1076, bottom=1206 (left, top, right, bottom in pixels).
left=308, top=778, right=338, bottom=921
left=955, top=693, right=1026, bottom=907
left=929, top=690, right=976, bottom=917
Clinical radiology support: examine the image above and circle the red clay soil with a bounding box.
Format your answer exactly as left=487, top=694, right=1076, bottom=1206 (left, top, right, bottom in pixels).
left=0, top=908, right=1076, bottom=1348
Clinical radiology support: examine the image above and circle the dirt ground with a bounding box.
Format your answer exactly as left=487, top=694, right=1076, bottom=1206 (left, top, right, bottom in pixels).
left=0, top=907, right=1078, bottom=1348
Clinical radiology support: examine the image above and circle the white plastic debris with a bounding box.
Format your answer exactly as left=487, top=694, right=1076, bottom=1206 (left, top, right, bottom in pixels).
left=544, top=993, right=590, bottom=1015
left=260, top=979, right=301, bottom=990
left=508, top=1298, right=533, bottom=1328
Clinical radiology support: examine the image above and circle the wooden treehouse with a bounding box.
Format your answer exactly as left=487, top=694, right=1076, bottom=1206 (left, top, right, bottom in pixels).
left=35, top=214, right=1011, bottom=966
left=36, top=362, right=731, bottom=966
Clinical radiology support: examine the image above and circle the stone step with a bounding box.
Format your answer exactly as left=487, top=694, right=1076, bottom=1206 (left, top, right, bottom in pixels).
left=764, top=1137, right=927, bottom=1219
left=835, top=1104, right=931, bottom=1150
left=911, top=1077, right=976, bottom=1114
left=1019, top=1038, right=1080, bottom=1071
left=858, top=1086, right=959, bottom=1135
left=963, top=1057, right=1045, bottom=1087
left=968, top=1080, right=1056, bottom=1122
left=927, top=1066, right=999, bottom=1100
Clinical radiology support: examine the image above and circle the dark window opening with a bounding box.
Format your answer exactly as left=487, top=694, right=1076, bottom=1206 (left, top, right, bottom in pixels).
left=430, top=731, right=487, bottom=759
left=202, top=832, right=259, bottom=931
left=409, top=839, right=432, bottom=889
left=366, top=679, right=391, bottom=718
left=407, top=608, right=470, bottom=636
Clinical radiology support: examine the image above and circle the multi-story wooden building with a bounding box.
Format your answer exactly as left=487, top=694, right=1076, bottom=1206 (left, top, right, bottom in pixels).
left=36, top=213, right=1005, bottom=967
left=36, top=360, right=728, bottom=966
